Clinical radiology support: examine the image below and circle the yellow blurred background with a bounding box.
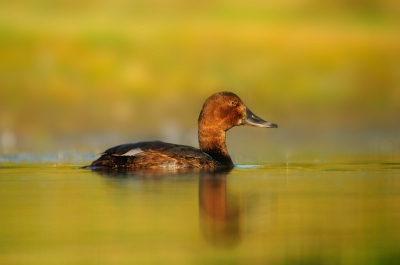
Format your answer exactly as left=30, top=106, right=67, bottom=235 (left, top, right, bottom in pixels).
left=0, top=0, right=399, bottom=161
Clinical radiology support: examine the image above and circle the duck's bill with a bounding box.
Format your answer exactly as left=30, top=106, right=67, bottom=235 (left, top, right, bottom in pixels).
left=242, top=108, right=278, bottom=128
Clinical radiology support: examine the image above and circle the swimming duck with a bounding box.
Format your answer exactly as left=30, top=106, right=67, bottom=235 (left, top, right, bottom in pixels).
left=85, top=92, right=277, bottom=170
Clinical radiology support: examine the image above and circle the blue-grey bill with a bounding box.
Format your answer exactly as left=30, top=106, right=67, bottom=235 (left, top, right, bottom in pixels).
left=242, top=107, right=278, bottom=128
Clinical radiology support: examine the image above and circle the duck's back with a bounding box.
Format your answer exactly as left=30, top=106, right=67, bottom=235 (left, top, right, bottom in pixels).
left=88, top=141, right=221, bottom=169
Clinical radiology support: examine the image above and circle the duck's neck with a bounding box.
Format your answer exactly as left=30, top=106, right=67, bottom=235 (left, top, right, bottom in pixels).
left=198, top=126, right=234, bottom=168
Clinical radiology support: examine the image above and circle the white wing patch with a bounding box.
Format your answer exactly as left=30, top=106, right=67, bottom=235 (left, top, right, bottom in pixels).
left=119, top=148, right=143, bottom=156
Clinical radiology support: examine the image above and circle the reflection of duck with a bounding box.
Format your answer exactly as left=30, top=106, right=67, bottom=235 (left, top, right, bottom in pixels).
left=91, top=168, right=244, bottom=247
left=199, top=171, right=243, bottom=247
left=84, top=92, right=277, bottom=170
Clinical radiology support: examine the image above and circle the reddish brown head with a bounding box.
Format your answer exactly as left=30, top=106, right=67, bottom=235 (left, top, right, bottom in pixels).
left=198, top=91, right=277, bottom=131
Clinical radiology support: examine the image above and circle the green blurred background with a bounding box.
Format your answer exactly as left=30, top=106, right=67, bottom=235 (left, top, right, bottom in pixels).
left=0, top=0, right=399, bottom=162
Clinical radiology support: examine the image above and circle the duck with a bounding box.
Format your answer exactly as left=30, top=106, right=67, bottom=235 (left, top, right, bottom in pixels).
left=85, top=91, right=277, bottom=170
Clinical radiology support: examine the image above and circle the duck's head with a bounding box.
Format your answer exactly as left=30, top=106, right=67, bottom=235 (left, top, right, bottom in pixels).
left=198, top=91, right=278, bottom=131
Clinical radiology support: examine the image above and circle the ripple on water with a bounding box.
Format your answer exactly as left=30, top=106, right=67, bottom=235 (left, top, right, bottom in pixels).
left=234, top=164, right=264, bottom=169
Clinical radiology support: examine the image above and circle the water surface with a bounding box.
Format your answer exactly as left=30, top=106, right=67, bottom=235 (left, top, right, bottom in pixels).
left=1, top=161, right=399, bottom=264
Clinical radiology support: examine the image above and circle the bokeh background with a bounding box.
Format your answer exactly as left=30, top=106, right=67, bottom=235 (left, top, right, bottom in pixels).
left=1, top=0, right=399, bottom=163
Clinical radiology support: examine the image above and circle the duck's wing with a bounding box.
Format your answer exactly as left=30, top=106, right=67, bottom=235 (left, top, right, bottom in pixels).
left=88, top=141, right=216, bottom=169
left=103, top=141, right=212, bottom=159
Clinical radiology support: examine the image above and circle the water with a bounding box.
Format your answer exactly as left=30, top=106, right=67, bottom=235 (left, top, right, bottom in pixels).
left=1, top=161, right=400, bottom=264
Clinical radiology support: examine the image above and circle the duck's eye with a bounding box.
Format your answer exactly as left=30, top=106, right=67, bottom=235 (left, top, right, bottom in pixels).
left=228, top=101, right=237, bottom=107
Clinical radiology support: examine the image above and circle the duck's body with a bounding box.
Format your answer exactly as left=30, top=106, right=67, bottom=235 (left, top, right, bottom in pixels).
left=86, top=92, right=277, bottom=170
left=89, top=141, right=222, bottom=169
